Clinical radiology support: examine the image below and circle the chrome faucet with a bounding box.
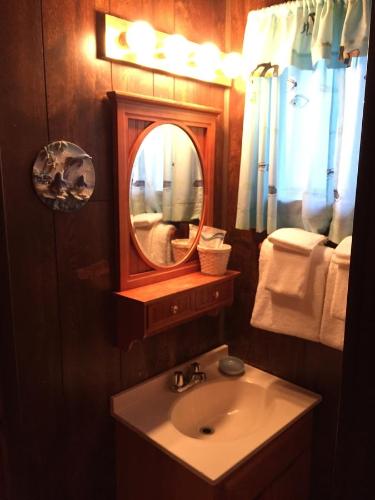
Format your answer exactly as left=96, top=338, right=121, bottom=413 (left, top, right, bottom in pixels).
left=171, top=361, right=207, bottom=393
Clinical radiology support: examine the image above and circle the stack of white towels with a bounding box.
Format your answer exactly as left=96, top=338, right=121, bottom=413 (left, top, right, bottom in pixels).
left=251, top=228, right=352, bottom=351
left=131, top=213, right=176, bottom=265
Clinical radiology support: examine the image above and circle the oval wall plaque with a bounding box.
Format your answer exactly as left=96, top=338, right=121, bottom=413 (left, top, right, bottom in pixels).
left=32, top=140, right=95, bottom=212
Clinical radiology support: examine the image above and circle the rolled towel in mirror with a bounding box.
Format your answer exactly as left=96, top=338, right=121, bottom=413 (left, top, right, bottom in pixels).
left=132, top=212, right=163, bottom=228
left=266, top=228, right=327, bottom=298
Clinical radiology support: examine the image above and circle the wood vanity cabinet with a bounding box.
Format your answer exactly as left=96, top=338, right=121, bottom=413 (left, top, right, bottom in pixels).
left=116, top=270, right=240, bottom=350
left=116, top=412, right=313, bottom=500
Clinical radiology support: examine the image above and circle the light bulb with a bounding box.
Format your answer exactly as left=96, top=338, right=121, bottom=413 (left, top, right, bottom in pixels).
left=194, top=42, right=221, bottom=80
left=222, top=52, right=243, bottom=79
left=163, top=34, right=190, bottom=73
left=126, top=21, right=156, bottom=63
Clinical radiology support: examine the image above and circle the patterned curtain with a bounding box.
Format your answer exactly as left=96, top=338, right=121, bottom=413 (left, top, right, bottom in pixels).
left=130, top=125, right=203, bottom=222
left=236, top=0, right=370, bottom=243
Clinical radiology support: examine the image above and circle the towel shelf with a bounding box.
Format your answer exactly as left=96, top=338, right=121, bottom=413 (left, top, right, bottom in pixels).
left=115, top=270, right=240, bottom=350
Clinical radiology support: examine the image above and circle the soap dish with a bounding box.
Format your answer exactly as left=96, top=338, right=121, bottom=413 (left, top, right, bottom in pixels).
left=218, top=356, right=245, bottom=376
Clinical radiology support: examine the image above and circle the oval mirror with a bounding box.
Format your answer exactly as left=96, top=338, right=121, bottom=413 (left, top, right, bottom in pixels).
left=129, top=124, right=204, bottom=268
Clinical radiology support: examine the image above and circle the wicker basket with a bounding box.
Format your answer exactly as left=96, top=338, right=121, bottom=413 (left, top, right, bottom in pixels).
left=171, top=238, right=191, bottom=262
left=197, top=244, right=232, bottom=276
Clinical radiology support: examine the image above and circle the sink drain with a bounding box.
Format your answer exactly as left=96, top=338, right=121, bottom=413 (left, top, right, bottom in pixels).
left=199, top=426, right=215, bottom=435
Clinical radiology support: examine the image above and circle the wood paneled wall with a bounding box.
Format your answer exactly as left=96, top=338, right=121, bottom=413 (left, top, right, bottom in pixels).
left=0, top=1, right=343, bottom=500
left=0, top=2, right=226, bottom=500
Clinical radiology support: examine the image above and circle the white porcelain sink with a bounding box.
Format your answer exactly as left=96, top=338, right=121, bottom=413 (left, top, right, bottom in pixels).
left=111, top=345, right=320, bottom=484
left=171, top=381, right=273, bottom=441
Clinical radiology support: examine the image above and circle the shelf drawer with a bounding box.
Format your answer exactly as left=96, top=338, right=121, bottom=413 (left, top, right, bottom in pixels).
left=147, top=292, right=193, bottom=331
left=195, top=281, right=233, bottom=310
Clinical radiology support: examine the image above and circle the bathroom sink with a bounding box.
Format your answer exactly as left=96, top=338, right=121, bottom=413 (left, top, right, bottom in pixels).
left=171, top=381, right=272, bottom=441
left=111, top=345, right=320, bottom=484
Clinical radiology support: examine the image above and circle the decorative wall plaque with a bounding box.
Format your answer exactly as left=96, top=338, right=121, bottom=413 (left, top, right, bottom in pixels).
left=32, top=141, right=95, bottom=211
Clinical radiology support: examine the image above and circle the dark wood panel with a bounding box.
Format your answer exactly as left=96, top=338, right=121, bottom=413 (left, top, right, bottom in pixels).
left=43, top=1, right=121, bottom=499
left=0, top=150, right=16, bottom=500
left=0, top=1, right=64, bottom=499
left=43, top=0, right=113, bottom=202
left=120, top=313, right=224, bottom=389
left=333, top=8, right=375, bottom=500
left=174, top=0, right=226, bottom=49
left=258, top=449, right=311, bottom=500
left=54, top=202, right=121, bottom=500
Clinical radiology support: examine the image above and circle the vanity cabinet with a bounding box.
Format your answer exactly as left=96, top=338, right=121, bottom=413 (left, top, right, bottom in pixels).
left=116, top=412, right=313, bottom=500
left=116, top=270, right=239, bottom=350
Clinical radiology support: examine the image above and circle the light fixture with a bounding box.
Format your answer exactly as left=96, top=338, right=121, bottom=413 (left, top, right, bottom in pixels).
left=99, top=14, right=244, bottom=87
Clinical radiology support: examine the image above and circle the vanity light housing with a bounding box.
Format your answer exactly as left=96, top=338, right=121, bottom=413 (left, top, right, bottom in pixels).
left=98, top=13, right=244, bottom=87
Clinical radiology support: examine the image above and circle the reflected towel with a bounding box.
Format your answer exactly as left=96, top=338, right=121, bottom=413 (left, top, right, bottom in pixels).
left=150, top=223, right=176, bottom=265
left=266, top=228, right=327, bottom=298
left=132, top=212, right=163, bottom=228
left=251, top=239, right=332, bottom=342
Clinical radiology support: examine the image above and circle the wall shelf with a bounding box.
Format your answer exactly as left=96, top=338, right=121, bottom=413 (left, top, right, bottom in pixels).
left=116, top=270, right=240, bottom=350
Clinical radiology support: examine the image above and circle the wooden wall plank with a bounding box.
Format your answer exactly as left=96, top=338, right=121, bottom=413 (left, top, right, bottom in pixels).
left=43, top=1, right=121, bottom=499
left=174, top=0, right=226, bottom=49
left=43, top=0, right=113, bottom=201
left=0, top=1, right=64, bottom=499
left=334, top=8, right=375, bottom=498
left=54, top=202, right=121, bottom=500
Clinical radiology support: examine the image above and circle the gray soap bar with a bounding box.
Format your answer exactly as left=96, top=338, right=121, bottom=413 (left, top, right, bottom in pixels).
left=218, top=356, right=245, bottom=376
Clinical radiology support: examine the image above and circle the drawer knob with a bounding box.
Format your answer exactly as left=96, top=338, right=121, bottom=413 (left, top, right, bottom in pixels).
left=170, top=304, right=179, bottom=315
left=214, top=290, right=220, bottom=299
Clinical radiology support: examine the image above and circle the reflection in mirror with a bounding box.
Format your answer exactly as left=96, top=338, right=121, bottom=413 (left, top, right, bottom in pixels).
left=130, top=124, right=203, bottom=267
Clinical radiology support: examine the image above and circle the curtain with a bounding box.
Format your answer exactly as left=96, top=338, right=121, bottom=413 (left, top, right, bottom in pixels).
left=130, top=125, right=203, bottom=222
left=236, top=0, right=370, bottom=243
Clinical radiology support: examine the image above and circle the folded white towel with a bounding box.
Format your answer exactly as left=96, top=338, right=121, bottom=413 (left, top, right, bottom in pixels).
left=266, top=229, right=327, bottom=298
left=320, top=263, right=347, bottom=350
left=134, top=226, right=154, bottom=257
left=150, top=223, right=176, bottom=265
left=319, top=236, right=351, bottom=350
left=268, top=228, right=327, bottom=254
left=331, top=236, right=352, bottom=320
left=332, top=236, right=352, bottom=266
left=132, top=212, right=163, bottom=228
left=251, top=239, right=333, bottom=342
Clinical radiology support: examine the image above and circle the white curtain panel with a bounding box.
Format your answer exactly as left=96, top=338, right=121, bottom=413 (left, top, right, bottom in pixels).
left=236, top=0, right=370, bottom=243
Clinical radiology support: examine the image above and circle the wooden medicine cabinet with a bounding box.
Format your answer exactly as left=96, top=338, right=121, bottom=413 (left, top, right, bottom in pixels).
left=108, top=91, right=239, bottom=350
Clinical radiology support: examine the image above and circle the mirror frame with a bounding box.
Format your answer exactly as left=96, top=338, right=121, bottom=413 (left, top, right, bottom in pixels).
left=128, top=121, right=206, bottom=271
left=108, top=91, right=221, bottom=291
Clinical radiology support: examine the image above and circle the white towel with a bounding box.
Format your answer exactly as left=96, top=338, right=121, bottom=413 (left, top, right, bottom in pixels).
left=150, top=223, right=176, bottom=265
left=266, top=229, right=327, bottom=298
left=133, top=225, right=153, bottom=257
left=268, top=228, right=327, bottom=254
left=319, top=262, right=347, bottom=350
left=251, top=239, right=333, bottom=342
left=331, top=236, right=352, bottom=320
left=132, top=212, right=162, bottom=228
left=320, top=237, right=351, bottom=350
left=332, top=236, right=352, bottom=266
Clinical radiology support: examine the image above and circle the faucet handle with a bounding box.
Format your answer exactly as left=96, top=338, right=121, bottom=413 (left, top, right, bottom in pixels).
left=173, top=370, right=184, bottom=388
left=191, top=362, right=200, bottom=373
